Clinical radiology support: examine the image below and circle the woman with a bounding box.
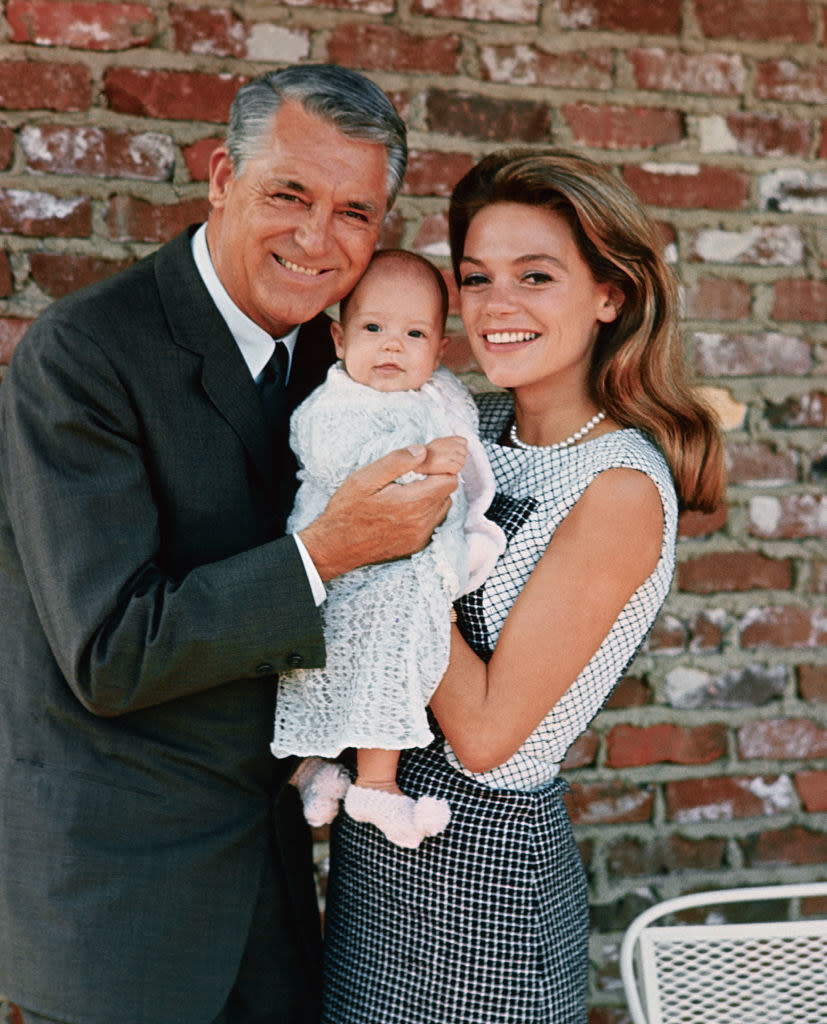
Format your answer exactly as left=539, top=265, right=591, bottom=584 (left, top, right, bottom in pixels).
left=321, top=148, right=724, bottom=1023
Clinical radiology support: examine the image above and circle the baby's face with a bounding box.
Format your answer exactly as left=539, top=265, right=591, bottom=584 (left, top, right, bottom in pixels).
left=333, top=264, right=447, bottom=392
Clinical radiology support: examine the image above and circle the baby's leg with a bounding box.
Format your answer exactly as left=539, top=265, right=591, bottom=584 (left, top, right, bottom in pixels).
left=346, top=747, right=451, bottom=849
left=355, top=748, right=403, bottom=795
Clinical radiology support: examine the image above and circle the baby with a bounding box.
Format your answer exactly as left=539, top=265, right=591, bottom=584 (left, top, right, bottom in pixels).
left=272, top=249, right=504, bottom=848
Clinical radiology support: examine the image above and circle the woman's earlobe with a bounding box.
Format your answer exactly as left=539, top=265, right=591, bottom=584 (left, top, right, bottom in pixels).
left=599, top=285, right=625, bottom=323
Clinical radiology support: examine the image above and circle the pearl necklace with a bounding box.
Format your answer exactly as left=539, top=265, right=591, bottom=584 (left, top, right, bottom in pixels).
left=509, top=410, right=606, bottom=450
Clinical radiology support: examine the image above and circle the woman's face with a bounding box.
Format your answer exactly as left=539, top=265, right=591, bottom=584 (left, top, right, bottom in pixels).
left=458, top=201, right=620, bottom=396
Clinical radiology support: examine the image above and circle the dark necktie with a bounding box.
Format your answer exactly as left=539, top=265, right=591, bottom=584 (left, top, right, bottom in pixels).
left=258, top=342, right=289, bottom=434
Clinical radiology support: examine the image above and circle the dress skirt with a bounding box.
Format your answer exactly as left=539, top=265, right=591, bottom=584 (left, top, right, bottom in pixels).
left=321, top=740, right=589, bottom=1024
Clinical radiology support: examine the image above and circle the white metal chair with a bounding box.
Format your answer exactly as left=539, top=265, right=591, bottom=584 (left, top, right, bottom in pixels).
left=620, top=881, right=827, bottom=1024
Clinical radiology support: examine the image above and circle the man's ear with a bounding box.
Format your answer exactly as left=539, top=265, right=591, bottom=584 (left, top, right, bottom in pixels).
left=208, top=146, right=235, bottom=208
left=330, top=320, right=346, bottom=360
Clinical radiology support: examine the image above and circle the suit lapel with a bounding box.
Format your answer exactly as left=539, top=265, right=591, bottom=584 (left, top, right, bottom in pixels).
left=154, top=230, right=273, bottom=486
left=153, top=230, right=337, bottom=497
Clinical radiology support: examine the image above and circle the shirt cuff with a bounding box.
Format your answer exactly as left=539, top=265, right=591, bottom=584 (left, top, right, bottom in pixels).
left=292, top=533, right=327, bottom=606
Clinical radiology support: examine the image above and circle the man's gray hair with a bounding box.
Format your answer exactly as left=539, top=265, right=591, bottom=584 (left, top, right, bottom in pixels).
left=225, top=64, right=407, bottom=208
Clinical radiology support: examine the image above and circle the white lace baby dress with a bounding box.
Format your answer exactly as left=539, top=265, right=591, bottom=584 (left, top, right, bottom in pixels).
left=271, top=364, right=505, bottom=758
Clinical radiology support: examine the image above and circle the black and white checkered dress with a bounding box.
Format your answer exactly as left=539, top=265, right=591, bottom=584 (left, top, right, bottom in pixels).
left=322, top=392, right=678, bottom=1024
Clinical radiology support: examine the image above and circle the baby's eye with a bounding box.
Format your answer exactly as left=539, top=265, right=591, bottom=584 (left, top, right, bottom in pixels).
left=364, top=322, right=382, bottom=332
left=408, top=329, right=426, bottom=339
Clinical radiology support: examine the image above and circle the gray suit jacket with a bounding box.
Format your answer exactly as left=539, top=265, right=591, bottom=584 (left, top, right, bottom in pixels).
left=0, top=228, right=335, bottom=1023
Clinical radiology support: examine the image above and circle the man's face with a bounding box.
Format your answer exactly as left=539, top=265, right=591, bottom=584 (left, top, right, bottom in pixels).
left=206, top=100, right=390, bottom=337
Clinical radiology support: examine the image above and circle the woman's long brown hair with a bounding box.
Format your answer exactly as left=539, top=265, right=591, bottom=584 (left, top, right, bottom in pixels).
left=449, top=148, right=725, bottom=512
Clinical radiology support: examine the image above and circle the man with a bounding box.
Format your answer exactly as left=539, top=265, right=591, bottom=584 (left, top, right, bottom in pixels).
left=0, top=65, right=460, bottom=1024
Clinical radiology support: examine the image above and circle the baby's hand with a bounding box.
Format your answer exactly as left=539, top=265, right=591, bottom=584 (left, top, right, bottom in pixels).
left=419, top=436, right=467, bottom=476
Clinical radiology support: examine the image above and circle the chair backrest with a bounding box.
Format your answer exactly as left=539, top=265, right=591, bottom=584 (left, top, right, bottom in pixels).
left=620, top=881, right=827, bottom=1024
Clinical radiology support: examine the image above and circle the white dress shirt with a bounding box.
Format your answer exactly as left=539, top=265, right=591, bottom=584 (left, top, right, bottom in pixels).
left=191, top=224, right=326, bottom=605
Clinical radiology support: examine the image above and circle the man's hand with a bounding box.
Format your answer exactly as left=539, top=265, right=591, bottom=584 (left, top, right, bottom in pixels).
left=298, top=439, right=466, bottom=582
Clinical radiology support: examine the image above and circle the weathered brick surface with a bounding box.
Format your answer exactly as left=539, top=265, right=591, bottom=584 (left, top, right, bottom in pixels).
left=0, top=60, right=91, bottom=111
left=6, top=1, right=155, bottom=50
left=1, top=2, right=824, bottom=1015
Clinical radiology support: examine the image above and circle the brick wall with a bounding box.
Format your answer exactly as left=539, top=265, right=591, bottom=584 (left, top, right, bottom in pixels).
left=0, top=1, right=825, bottom=1021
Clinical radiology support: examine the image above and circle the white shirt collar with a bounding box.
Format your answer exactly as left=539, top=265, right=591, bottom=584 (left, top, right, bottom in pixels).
left=191, top=224, right=298, bottom=382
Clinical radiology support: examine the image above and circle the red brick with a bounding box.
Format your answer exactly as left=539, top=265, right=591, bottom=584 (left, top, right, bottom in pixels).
left=667, top=663, right=788, bottom=709
left=171, top=5, right=246, bottom=57
left=771, top=278, right=827, bottom=323
left=107, top=195, right=210, bottom=244
left=104, top=68, right=246, bottom=123
left=606, top=723, right=727, bottom=768
left=6, top=1, right=154, bottom=50
left=588, top=1008, right=630, bottom=1024
left=328, top=24, right=460, bottom=73
left=558, top=0, right=681, bottom=33
left=29, top=252, right=134, bottom=299
left=643, top=613, right=686, bottom=653
left=20, top=125, right=174, bottom=181
left=605, top=675, right=652, bottom=708
left=0, top=317, right=31, bottom=364
left=0, top=188, right=91, bottom=237
left=739, top=606, right=826, bottom=650
left=724, top=441, right=798, bottom=486
left=739, top=719, right=827, bottom=760
left=683, top=278, right=750, bottom=320
left=402, top=151, right=474, bottom=197
left=742, top=825, right=827, bottom=866
left=0, top=126, right=14, bottom=170
left=749, top=494, right=826, bottom=539
left=629, top=47, right=746, bottom=95
left=795, top=770, right=827, bottom=812
left=711, top=113, right=811, bottom=158
left=766, top=391, right=827, bottom=429
left=694, top=0, right=814, bottom=42
left=412, top=212, right=450, bottom=257
left=666, top=774, right=793, bottom=822
left=425, top=90, right=552, bottom=142
left=376, top=210, right=404, bottom=250
left=760, top=168, right=827, bottom=214
left=688, top=610, right=725, bottom=653
left=0, top=251, right=12, bottom=297
left=565, top=781, right=654, bottom=824
left=563, top=104, right=684, bottom=149
left=412, top=0, right=539, bottom=22
left=678, top=552, right=792, bottom=593
left=607, top=834, right=726, bottom=876
left=692, top=331, right=811, bottom=376
left=560, top=729, right=599, bottom=770
left=623, top=164, right=749, bottom=210
left=0, top=60, right=91, bottom=112
left=182, top=137, right=223, bottom=183
left=798, top=664, right=827, bottom=701
left=281, top=0, right=392, bottom=10
left=481, top=45, right=613, bottom=88
left=688, top=225, right=803, bottom=266
left=678, top=503, right=728, bottom=537
left=756, top=60, right=827, bottom=104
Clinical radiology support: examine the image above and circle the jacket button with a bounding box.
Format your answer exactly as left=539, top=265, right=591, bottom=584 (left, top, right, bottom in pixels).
left=255, top=662, right=274, bottom=675
left=286, top=653, right=304, bottom=668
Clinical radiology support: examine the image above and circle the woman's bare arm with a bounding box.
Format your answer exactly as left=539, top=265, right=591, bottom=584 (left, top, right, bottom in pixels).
left=430, top=467, right=665, bottom=772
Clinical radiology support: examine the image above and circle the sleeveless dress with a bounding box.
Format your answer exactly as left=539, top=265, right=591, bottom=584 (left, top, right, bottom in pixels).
left=322, top=391, right=679, bottom=1024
